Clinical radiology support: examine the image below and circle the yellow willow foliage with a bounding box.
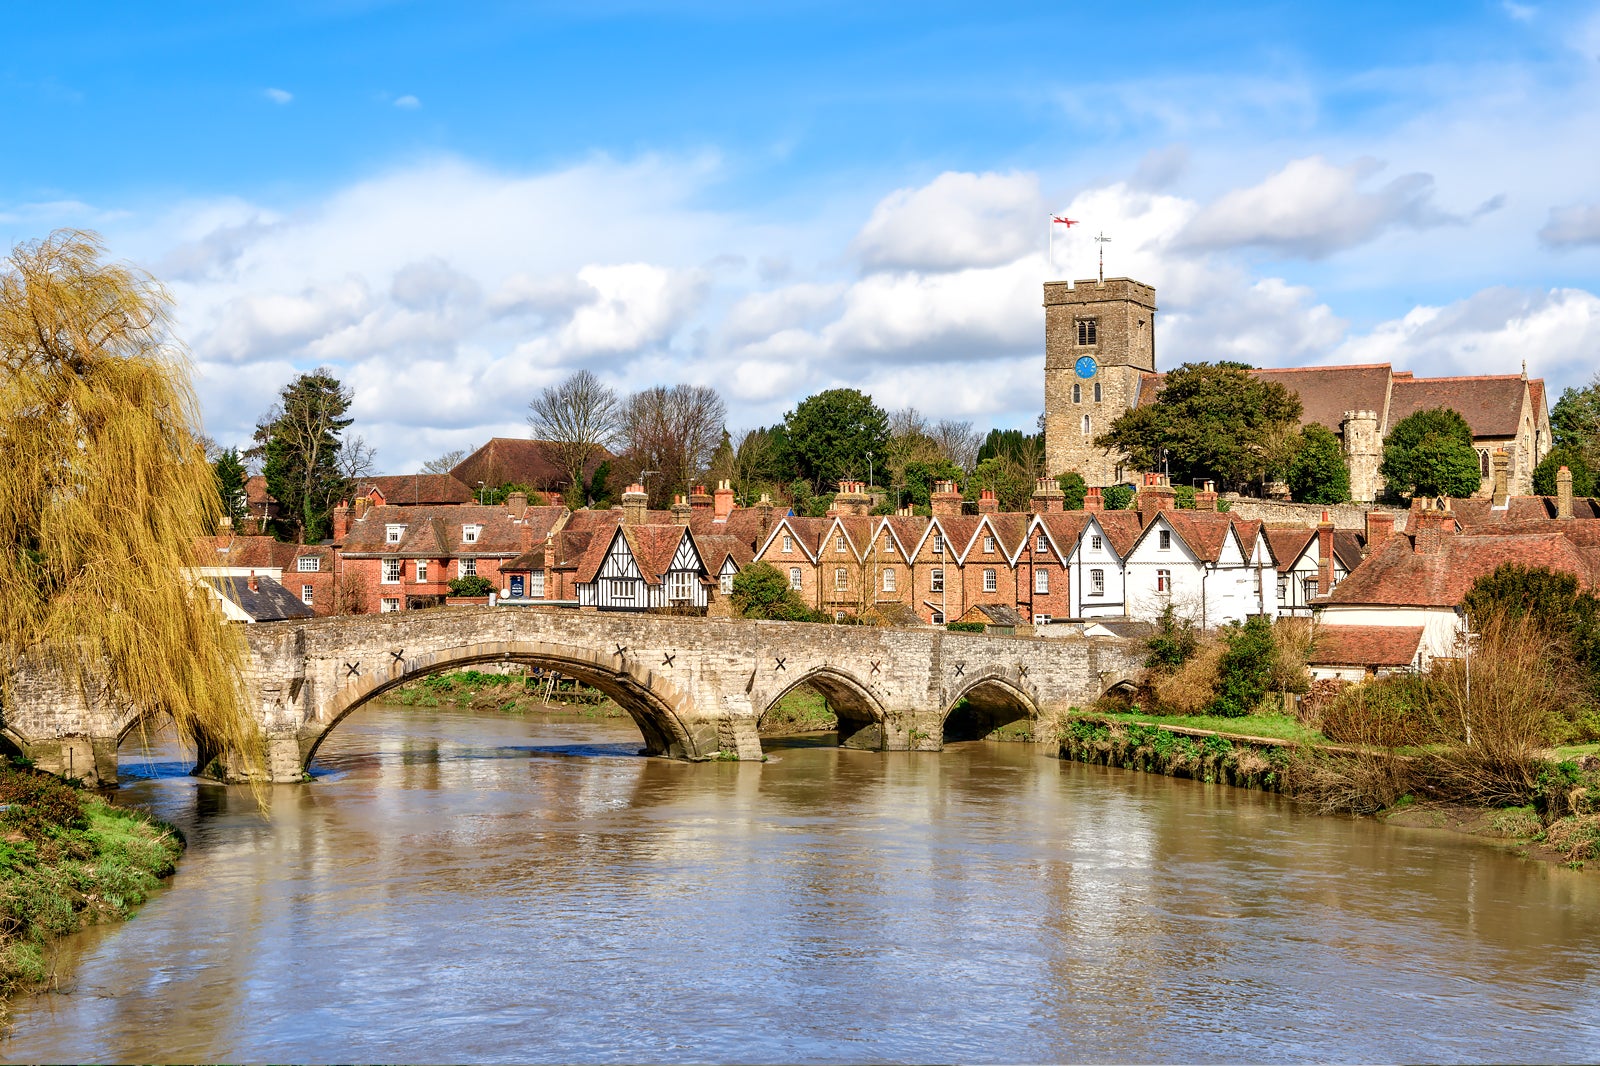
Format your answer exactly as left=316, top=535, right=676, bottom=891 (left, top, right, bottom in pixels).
left=0, top=230, right=262, bottom=778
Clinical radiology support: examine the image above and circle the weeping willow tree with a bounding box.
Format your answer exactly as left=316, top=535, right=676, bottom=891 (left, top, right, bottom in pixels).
left=0, top=230, right=261, bottom=777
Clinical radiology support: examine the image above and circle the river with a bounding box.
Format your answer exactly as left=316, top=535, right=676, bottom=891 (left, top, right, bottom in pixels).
left=4, top=704, right=1600, bottom=1063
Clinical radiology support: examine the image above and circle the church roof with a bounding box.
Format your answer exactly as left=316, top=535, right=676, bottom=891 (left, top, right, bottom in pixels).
left=1388, top=373, right=1532, bottom=440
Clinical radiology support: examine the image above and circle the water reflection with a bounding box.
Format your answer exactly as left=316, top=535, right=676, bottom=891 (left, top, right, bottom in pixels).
left=5, top=705, right=1600, bottom=1064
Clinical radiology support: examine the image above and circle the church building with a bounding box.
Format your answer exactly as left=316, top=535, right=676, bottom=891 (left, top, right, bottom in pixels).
left=1043, top=278, right=1552, bottom=501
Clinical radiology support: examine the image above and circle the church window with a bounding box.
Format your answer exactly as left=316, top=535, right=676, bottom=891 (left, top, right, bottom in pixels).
left=1081, top=415, right=1091, bottom=435
left=1094, top=382, right=1102, bottom=403
left=1479, top=451, right=1490, bottom=479
left=1077, top=319, right=1097, bottom=346
left=1072, top=383, right=1081, bottom=404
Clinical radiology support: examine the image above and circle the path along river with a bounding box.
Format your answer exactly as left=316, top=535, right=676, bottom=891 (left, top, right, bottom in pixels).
left=5, top=704, right=1600, bottom=1063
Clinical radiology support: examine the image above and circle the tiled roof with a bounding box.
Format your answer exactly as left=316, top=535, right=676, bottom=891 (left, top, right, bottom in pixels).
left=1309, top=625, right=1425, bottom=667
left=203, top=575, right=316, bottom=622
left=1388, top=375, right=1530, bottom=439
left=449, top=437, right=611, bottom=491
left=1326, top=530, right=1598, bottom=608
left=696, top=534, right=754, bottom=571
left=624, top=525, right=697, bottom=584
left=341, top=503, right=565, bottom=556
left=358, top=474, right=475, bottom=506
left=1095, top=511, right=1144, bottom=557
left=1332, top=530, right=1366, bottom=571
left=192, top=534, right=300, bottom=570
left=1145, top=511, right=1236, bottom=562
left=1135, top=363, right=1395, bottom=434
left=1447, top=494, right=1600, bottom=526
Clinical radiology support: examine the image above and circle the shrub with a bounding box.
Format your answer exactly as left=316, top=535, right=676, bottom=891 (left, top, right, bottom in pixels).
left=1101, top=483, right=1135, bottom=510
left=0, top=764, right=85, bottom=838
left=731, top=562, right=814, bottom=621
left=1151, top=638, right=1225, bottom=714
left=1056, top=472, right=1087, bottom=511
left=1208, top=615, right=1278, bottom=717
left=1145, top=604, right=1198, bottom=669
left=1319, top=673, right=1435, bottom=748
left=447, top=576, right=496, bottom=597
left=946, top=621, right=986, bottom=633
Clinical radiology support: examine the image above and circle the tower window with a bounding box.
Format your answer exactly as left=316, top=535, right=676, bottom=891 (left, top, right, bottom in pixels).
left=1081, top=415, right=1091, bottom=435
left=1077, top=319, right=1097, bottom=346
left=1072, top=383, right=1081, bottom=404
left=1093, top=382, right=1102, bottom=403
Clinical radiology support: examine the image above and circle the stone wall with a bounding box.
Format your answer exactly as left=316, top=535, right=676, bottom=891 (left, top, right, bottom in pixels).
left=1218, top=496, right=1403, bottom=531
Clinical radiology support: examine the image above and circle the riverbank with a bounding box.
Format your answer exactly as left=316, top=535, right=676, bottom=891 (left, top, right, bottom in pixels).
left=1053, top=710, right=1600, bottom=870
left=0, top=762, right=183, bottom=1022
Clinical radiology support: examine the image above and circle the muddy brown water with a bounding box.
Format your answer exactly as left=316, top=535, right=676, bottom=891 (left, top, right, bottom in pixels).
left=4, top=704, right=1600, bottom=1064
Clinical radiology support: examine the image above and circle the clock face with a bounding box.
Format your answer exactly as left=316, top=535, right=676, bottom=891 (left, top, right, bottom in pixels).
left=1074, top=355, right=1098, bottom=379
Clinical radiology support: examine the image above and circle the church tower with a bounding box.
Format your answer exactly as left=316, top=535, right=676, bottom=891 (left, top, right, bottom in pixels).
left=1043, top=277, right=1157, bottom=486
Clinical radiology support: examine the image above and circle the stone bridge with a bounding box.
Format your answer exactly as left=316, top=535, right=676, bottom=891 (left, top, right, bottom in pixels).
left=4, top=608, right=1144, bottom=784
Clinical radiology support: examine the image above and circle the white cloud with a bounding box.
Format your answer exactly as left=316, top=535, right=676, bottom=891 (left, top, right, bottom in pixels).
left=1540, top=203, right=1600, bottom=248
left=853, top=171, right=1042, bottom=272
left=394, top=94, right=421, bottom=109
left=1178, top=155, right=1468, bottom=258
left=264, top=87, right=293, bottom=105
left=1502, top=1, right=1536, bottom=21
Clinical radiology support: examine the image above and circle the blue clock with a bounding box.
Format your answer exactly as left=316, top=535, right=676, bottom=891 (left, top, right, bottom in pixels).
left=1074, top=355, right=1098, bottom=379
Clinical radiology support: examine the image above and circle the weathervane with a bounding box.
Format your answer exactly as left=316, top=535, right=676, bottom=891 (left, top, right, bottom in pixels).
left=1094, top=231, right=1112, bottom=283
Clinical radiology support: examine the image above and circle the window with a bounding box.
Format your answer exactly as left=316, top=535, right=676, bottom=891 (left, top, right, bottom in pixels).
left=983, top=568, right=997, bottom=593
left=1480, top=451, right=1490, bottom=478
left=835, top=611, right=847, bottom=622
left=983, top=535, right=995, bottom=554
left=415, top=560, right=428, bottom=582
left=834, top=567, right=848, bottom=590
left=380, top=597, right=400, bottom=613
left=1159, top=530, right=1171, bottom=550
left=297, top=556, right=320, bottom=573
left=1077, top=319, right=1097, bottom=345
left=1091, top=534, right=1103, bottom=551
left=1303, top=577, right=1320, bottom=600
left=835, top=534, right=845, bottom=553
left=1094, top=382, right=1102, bottom=403
left=789, top=567, right=803, bottom=590
left=1090, top=569, right=1105, bottom=596
left=931, top=568, right=944, bottom=593
left=1156, top=569, right=1172, bottom=593
left=301, top=584, right=314, bottom=606
left=1276, top=576, right=1288, bottom=603
left=1035, top=569, right=1049, bottom=594
left=1037, top=534, right=1048, bottom=552
left=608, top=578, right=635, bottom=602
left=382, top=558, right=402, bottom=584
left=932, top=533, right=944, bottom=555
left=529, top=571, right=545, bottom=598
left=883, top=568, right=896, bottom=592
left=931, top=611, right=945, bottom=625
left=459, top=558, right=477, bottom=577
left=463, top=525, right=480, bottom=544
left=719, top=571, right=734, bottom=595
left=1081, top=414, right=1091, bottom=436
left=669, top=571, right=693, bottom=602
left=782, top=534, right=793, bottom=553
left=385, top=524, right=405, bottom=544
left=1034, top=614, right=1051, bottom=625
left=1072, top=383, right=1082, bottom=404
left=884, top=537, right=895, bottom=554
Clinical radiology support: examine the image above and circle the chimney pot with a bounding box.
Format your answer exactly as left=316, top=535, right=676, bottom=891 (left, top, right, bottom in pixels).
left=247, top=570, right=259, bottom=593
left=1557, top=465, right=1574, bottom=520
left=713, top=480, right=736, bottom=521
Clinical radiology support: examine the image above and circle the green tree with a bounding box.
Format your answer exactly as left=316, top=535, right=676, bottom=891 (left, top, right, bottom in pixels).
left=0, top=230, right=258, bottom=775
left=1463, top=564, right=1600, bottom=701
left=1379, top=407, right=1481, bottom=499
left=1208, top=615, right=1278, bottom=718
left=1532, top=446, right=1596, bottom=498
left=1102, top=483, right=1135, bottom=510
left=1095, top=362, right=1302, bottom=491
left=213, top=447, right=249, bottom=526
left=253, top=369, right=354, bottom=543
left=967, top=457, right=1032, bottom=511
left=730, top=562, right=815, bottom=621
left=1057, top=472, right=1087, bottom=510
left=1286, top=423, right=1351, bottom=504
left=782, top=388, right=889, bottom=491
left=1551, top=374, right=1600, bottom=468
left=902, top=458, right=963, bottom=509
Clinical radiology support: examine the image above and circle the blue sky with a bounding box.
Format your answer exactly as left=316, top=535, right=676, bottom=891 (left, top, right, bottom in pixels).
left=4, top=1, right=1599, bottom=472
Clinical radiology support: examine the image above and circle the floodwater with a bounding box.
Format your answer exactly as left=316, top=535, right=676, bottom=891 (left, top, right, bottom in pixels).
left=4, top=705, right=1600, bottom=1064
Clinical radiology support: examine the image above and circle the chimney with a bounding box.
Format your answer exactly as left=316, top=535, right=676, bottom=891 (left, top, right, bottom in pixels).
left=1365, top=511, right=1395, bottom=554
left=1030, top=476, right=1064, bottom=514
left=689, top=485, right=713, bottom=512
left=1491, top=449, right=1510, bottom=508
left=670, top=494, right=693, bottom=524
left=1083, top=486, right=1104, bottom=513
left=930, top=479, right=964, bottom=518
left=507, top=490, right=528, bottom=519
left=218, top=514, right=233, bottom=535
left=331, top=501, right=349, bottom=540
left=756, top=493, right=774, bottom=532
left=1195, top=480, right=1218, bottom=512
left=1135, top=471, right=1176, bottom=521
left=1316, top=510, right=1334, bottom=597
left=713, top=479, right=736, bottom=522
left=247, top=570, right=259, bottom=593
left=977, top=489, right=999, bottom=515
left=622, top=483, right=648, bottom=527
left=353, top=496, right=371, bottom=520
left=1558, top=465, right=1574, bottom=520
left=834, top=479, right=872, bottom=517
left=1412, top=499, right=1454, bottom=556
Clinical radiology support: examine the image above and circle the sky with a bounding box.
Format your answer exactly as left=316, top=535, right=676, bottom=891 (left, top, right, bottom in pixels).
left=4, top=1, right=1599, bottom=473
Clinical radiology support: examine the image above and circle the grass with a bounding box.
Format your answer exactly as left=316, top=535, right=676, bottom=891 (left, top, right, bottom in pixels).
left=1552, top=742, right=1600, bottom=760
left=759, top=687, right=838, bottom=735
left=1074, top=707, right=1328, bottom=746
left=0, top=763, right=183, bottom=1021
left=388, top=670, right=620, bottom=716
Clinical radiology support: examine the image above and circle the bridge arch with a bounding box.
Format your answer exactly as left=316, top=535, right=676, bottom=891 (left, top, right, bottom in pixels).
left=942, top=670, right=1041, bottom=742
left=758, top=665, right=887, bottom=750
left=303, top=639, right=705, bottom=771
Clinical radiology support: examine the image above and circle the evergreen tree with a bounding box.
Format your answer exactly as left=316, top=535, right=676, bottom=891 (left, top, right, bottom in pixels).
left=253, top=369, right=355, bottom=543
left=1057, top=472, right=1088, bottom=510
left=213, top=447, right=249, bottom=526
left=1286, top=424, right=1351, bottom=504
left=1532, top=446, right=1596, bottom=498
left=1379, top=407, right=1481, bottom=499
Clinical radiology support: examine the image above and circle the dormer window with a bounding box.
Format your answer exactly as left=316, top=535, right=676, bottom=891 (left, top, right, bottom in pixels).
left=385, top=524, right=405, bottom=544
left=463, top=524, right=481, bottom=544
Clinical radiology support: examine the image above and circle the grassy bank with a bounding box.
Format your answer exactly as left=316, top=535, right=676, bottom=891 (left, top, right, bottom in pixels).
left=387, top=670, right=625, bottom=718
left=0, top=762, right=183, bottom=1020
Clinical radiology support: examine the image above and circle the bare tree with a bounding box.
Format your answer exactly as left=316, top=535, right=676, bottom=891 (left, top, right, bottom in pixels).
left=337, top=434, right=378, bottom=484
left=620, top=384, right=728, bottom=504
left=527, top=369, right=621, bottom=492
left=421, top=445, right=474, bottom=475
left=933, top=418, right=982, bottom=471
